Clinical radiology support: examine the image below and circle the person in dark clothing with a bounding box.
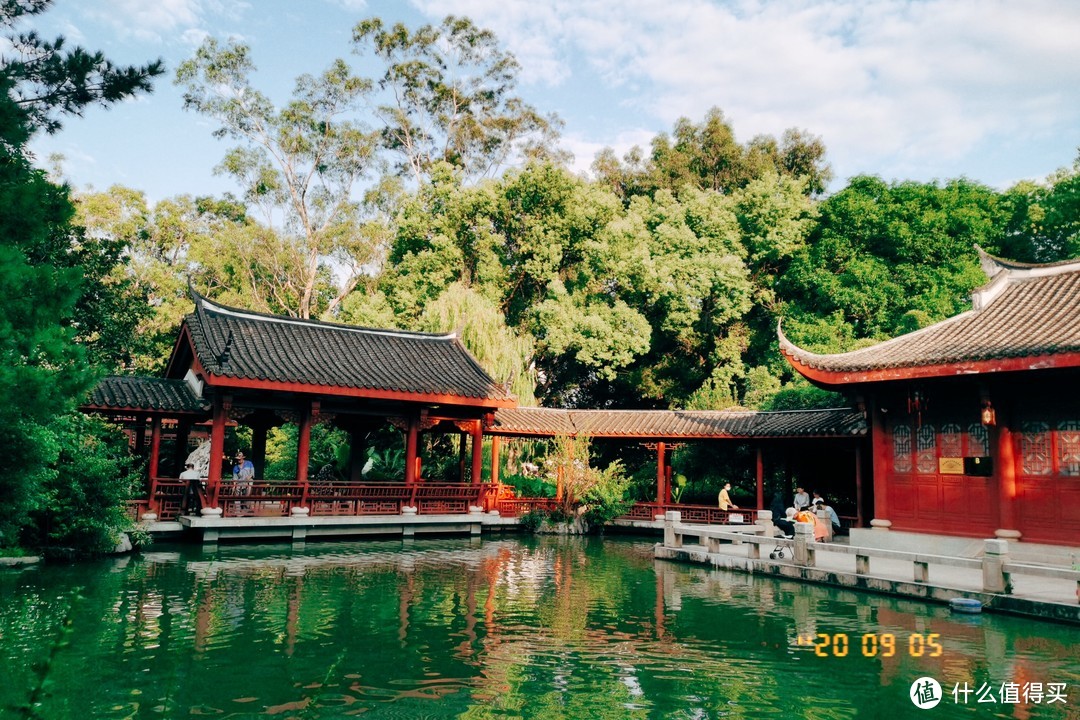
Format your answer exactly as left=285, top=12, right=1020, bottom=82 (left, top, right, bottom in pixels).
left=769, top=490, right=785, bottom=521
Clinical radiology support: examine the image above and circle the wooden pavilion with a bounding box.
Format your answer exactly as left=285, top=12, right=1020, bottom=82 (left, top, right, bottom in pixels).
left=780, top=249, right=1080, bottom=546
left=487, top=407, right=867, bottom=524
left=82, top=291, right=870, bottom=530
left=83, top=291, right=515, bottom=520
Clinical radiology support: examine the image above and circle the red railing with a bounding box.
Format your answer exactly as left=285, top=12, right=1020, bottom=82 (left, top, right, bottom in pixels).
left=141, top=482, right=758, bottom=526
left=494, top=498, right=561, bottom=517
left=143, top=479, right=490, bottom=519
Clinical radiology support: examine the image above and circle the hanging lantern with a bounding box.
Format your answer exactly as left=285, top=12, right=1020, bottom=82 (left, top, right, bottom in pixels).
left=981, top=400, right=996, bottom=427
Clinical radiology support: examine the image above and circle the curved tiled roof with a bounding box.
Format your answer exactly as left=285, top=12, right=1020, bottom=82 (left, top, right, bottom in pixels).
left=491, top=407, right=865, bottom=439
left=780, top=251, right=1080, bottom=382
left=83, top=376, right=208, bottom=414
left=182, top=293, right=513, bottom=405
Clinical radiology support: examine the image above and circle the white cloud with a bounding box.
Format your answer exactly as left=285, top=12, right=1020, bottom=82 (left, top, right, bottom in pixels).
left=409, top=0, right=1080, bottom=182
left=90, top=0, right=201, bottom=42
left=327, top=0, right=369, bottom=11
left=561, top=127, right=657, bottom=177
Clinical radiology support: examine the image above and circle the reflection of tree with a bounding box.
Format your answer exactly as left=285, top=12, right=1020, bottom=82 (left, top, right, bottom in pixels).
left=5, top=540, right=1080, bottom=718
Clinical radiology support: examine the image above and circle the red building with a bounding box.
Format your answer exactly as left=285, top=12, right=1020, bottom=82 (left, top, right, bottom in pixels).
left=780, top=250, right=1080, bottom=547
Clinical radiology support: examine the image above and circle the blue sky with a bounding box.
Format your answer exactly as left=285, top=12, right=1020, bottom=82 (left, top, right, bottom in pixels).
left=21, top=0, right=1080, bottom=203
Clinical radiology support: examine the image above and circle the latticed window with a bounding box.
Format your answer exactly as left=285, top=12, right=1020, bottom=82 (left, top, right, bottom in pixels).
left=893, top=424, right=912, bottom=473
left=1019, top=421, right=1052, bottom=476
left=1057, top=421, right=1080, bottom=476
left=966, top=424, right=989, bottom=456
left=940, top=423, right=963, bottom=458
left=916, top=424, right=937, bottom=474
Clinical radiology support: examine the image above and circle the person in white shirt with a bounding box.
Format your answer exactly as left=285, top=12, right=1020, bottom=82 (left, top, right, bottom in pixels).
left=180, top=462, right=203, bottom=514
left=793, top=486, right=810, bottom=511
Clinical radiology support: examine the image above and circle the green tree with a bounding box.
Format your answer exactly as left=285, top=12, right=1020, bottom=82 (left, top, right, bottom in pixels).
left=74, top=187, right=256, bottom=372
left=176, top=38, right=383, bottom=318
left=353, top=15, right=564, bottom=183
left=0, top=0, right=161, bottom=552
left=592, top=107, right=831, bottom=202
left=24, top=414, right=141, bottom=555
left=998, top=154, right=1080, bottom=262
left=1, top=0, right=161, bottom=138
left=779, top=176, right=1007, bottom=351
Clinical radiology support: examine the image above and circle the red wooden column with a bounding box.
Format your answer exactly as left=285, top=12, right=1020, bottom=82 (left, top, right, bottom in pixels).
left=870, top=396, right=890, bottom=526
left=755, top=445, right=764, bottom=510
left=297, top=401, right=315, bottom=507
left=147, top=417, right=163, bottom=515
left=854, top=443, right=865, bottom=528
left=404, top=417, right=419, bottom=485
left=995, top=419, right=1018, bottom=534
left=489, top=436, right=501, bottom=485
left=655, top=442, right=667, bottom=506
left=470, top=422, right=483, bottom=485
left=207, top=396, right=228, bottom=508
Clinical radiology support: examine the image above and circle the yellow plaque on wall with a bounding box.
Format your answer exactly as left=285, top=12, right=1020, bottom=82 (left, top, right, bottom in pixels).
left=938, top=457, right=964, bottom=475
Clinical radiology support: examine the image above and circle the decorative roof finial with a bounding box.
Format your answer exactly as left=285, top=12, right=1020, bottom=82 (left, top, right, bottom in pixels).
left=217, top=329, right=234, bottom=369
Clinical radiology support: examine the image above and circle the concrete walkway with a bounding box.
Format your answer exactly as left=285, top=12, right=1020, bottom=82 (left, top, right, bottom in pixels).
left=656, top=522, right=1080, bottom=625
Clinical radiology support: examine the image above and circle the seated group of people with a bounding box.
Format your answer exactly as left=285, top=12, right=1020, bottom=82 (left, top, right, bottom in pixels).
left=772, top=487, right=843, bottom=541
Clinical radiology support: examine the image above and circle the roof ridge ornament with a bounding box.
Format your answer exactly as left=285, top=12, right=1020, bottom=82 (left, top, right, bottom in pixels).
left=217, top=329, right=234, bottom=370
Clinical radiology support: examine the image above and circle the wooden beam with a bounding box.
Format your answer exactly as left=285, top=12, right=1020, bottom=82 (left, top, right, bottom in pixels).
left=198, top=372, right=516, bottom=408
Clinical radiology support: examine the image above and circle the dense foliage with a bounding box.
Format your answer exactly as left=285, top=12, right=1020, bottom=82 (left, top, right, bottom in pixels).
left=0, top=0, right=161, bottom=554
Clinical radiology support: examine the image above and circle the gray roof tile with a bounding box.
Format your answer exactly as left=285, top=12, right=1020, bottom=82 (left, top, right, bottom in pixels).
left=182, top=294, right=513, bottom=404
left=780, top=252, right=1080, bottom=376
left=83, top=376, right=207, bottom=414
left=491, top=407, right=865, bottom=438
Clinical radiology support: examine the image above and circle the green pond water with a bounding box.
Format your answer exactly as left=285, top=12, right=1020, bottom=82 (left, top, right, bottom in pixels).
left=1, top=536, right=1077, bottom=719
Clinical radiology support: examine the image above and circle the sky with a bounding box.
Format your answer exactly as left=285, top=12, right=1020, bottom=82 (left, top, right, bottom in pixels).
left=20, top=0, right=1080, bottom=203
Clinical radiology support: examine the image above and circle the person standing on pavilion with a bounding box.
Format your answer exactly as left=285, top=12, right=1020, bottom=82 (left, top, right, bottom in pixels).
left=180, top=462, right=203, bottom=514
left=233, top=451, right=255, bottom=495
left=718, top=483, right=739, bottom=511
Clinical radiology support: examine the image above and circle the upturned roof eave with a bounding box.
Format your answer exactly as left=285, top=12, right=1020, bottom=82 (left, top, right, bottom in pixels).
left=781, top=345, right=1080, bottom=387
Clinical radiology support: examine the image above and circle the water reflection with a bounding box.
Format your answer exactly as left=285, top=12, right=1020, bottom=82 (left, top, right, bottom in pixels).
left=0, top=537, right=1076, bottom=719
